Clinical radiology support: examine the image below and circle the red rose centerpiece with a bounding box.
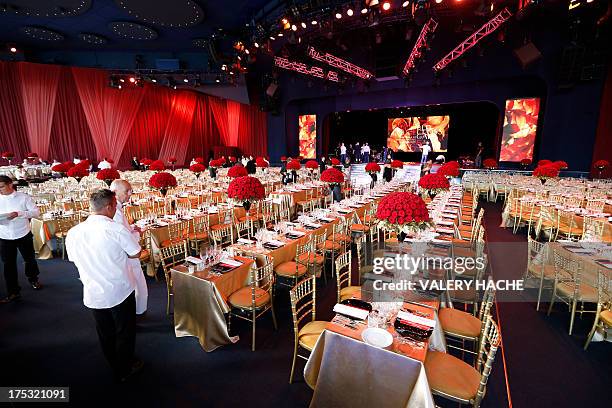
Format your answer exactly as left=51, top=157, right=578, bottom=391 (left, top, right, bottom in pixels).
left=189, top=163, right=206, bottom=178
left=520, top=158, right=532, bottom=169
left=209, top=158, right=223, bottom=168
left=67, top=165, right=89, bottom=182
left=306, top=160, right=319, bottom=169
left=149, top=171, right=177, bottom=196
left=365, top=162, right=381, bottom=174
left=97, top=168, right=120, bottom=186
left=321, top=167, right=345, bottom=202
left=538, top=159, right=552, bottom=167
left=140, top=158, right=153, bottom=169
left=149, top=160, right=166, bottom=172
left=391, top=160, right=404, bottom=169
left=194, top=157, right=205, bottom=164
left=330, top=158, right=341, bottom=166
left=438, top=161, right=460, bottom=178
left=594, top=159, right=610, bottom=178
left=483, top=158, right=498, bottom=169
left=553, top=160, right=568, bottom=170
left=168, top=156, right=177, bottom=170
left=1, top=151, right=14, bottom=165
left=287, top=159, right=301, bottom=171
left=27, top=152, right=38, bottom=159
left=533, top=165, right=559, bottom=184
left=51, top=162, right=71, bottom=175
left=418, top=173, right=450, bottom=199
left=376, top=192, right=432, bottom=240
left=228, top=164, right=248, bottom=178
left=256, top=157, right=269, bottom=168
left=227, top=176, right=265, bottom=212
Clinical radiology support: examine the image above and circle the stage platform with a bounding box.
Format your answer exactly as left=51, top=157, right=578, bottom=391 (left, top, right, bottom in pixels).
left=349, top=163, right=422, bottom=186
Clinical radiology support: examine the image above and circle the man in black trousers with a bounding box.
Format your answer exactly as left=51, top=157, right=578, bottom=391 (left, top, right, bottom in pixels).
left=0, top=176, right=42, bottom=303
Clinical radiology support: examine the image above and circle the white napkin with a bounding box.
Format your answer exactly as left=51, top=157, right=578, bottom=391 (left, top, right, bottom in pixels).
left=436, top=220, right=454, bottom=226
left=155, top=220, right=169, bottom=226
left=220, top=258, right=243, bottom=267
left=397, top=310, right=435, bottom=328
left=305, top=222, right=323, bottom=228
left=237, top=238, right=255, bottom=245
left=286, top=230, right=306, bottom=237
left=333, top=304, right=369, bottom=320
left=265, top=239, right=285, bottom=248
left=185, top=256, right=202, bottom=264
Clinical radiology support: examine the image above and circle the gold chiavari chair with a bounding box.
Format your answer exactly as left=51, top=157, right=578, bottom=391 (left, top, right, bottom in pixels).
left=585, top=198, right=605, bottom=213
left=138, top=228, right=153, bottom=275
left=209, top=207, right=232, bottom=231
left=547, top=250, right=597, bottom=335
left=227, top=255, right=278, bottom=351
left=335, top=251, right=361, bottom=302
left=235, top=215, right=254, bottom=240
left=159, top=239, right=188, bottom=315
left=424, top=317, right=501, bottom=408
left=556, top=209, right=583, bottom=241
left=525, top=236, right=555, bottom=311
left=260, top=200, right=275, bottom=229
left=582, top=217, right=606, bottom=242
left=563, top=196, right=582, bottom=208
left=288, top=275, right=326, bottom=384
left=584, top=269, right=611, bottom=350
left=160, top=219, right=190, bottom=248
left=295, top=188, right=313, bottom=214
left=456, top=209, right=484, bottom=242
left=517, top=200, right=539, bottom=236
left=209, top=223, right=234, bottom=248
left=298, top=230, right=326, bottom=281
left=536, top=205, right=557, bottom=241
left=187, top=215, right=209, bottom=255
left=54, top=213, right=82, bottom=259
left=319, top=222, right=346, bottom=278
left=275, top=239, right=313, bottom=288
left=550, top=193, right=564, bottom=204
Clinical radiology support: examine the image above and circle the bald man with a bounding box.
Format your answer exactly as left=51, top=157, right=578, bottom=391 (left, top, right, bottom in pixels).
left=110, top=179, right=148, bottom=315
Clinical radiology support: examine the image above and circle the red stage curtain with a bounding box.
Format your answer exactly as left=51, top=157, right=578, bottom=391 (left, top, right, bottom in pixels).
left=48, top=68, right=97, bottom=162
left=17, top=62, right=61, bottom=160
left=0, top=62, right=30, bottom=161
left=72, top=67, right=145, bottom=163
left=238, top=104, right=268, bottom=157
left=157, top=91, right=197, bottom=166
left=209, top=97, right=230, bottom=146
left=187, top=96, right=221, bottom=163
left=227, top=100, right=241, bottom=146
left=593, top=63, right=612, bottom=178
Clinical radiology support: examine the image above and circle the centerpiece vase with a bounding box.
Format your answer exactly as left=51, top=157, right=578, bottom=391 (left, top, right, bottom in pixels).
left=292, top=170, right=298, bottom=183
left=540, top=178, right=546, bottom=185
left=209, top=167, right=217, bottom=180
left=243, top=200, right=252, bottom=212
left=332, top=184, right=342, bottom=202
left=428, top=190, right=436, bottom=200
left=104, top=179, right=112, bottom=187
left=369, top=173, right=377, bottom=189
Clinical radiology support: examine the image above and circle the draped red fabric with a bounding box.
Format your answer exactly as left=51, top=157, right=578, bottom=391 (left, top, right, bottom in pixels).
left=226, top=100, right=241, bottom=146
left=592, top=63, right=612, bottom=178
left=17, top=62, right=61, bottom=160
left=237, top=104, right=268, bottom=157
left=0, top=62, right=30, bottom=161
left=187, top=96, right=221, bottom=162
left=72, top=67, right=145, bottom=163
left=209, top=97, right=230, bottom=146
left=157, top=91, right=198, bottom=166
left=48, top=68, right=97, bottom=162
left=119, top=84, right=174, bottom=168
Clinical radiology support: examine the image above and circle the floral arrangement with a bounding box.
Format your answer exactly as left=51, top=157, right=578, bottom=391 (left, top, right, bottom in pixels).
left=227, top=176, right=266, bottom=201
left=376, top=192, right=432, bottom=234
left=97, top=168, right=120, bottom=183
left=280, top=156, right=288, bottom=162
left=365, top=162, right=381, bottom=173
left=62, top=161, right=75, bottom=169
left=194, top=157, right=205, bottom=164
left=437, top=161, right=460, bottom=177
left=51, top=163, right=71, bottom=173
left=209, top=158, right=224, bottom=167
left=286, top=160, right=301, bottom=170
left=483, top=158, right=498, bottom=169
left=67, top=166, right=89, bottom=179
left=168, top=157, right=177, bottom=164
left=594, top=159, right=610, bottom=170
left=140, top=158, right=153, bottom=167
left=418, top=173, right=450, bottom=195
left=256, top=157, right=269, bottom=168
left=538, top=159, right=552, bottom=167
left=533, top=165, right=560, bottom=179
left=149, top=160, right=166, bottom=171
left=520, top=158, right=532, bottom=166
left=75, top=159, right=90, bottom=169
left=553, top=160, right=568, bottom=170
left=320, top=167, right=345, bottom=184
left=228, top=164, right=248, bottom=178
left=189, top=163, right=206, bottom=173
left=27, top=152, right=38, bottom=158
left=330, top=158, right=341, bottom=166
left=107, top=159, right=114, bottom=164
left=1, top=151, right=14, bottom=159
left=391, top=160, right=404, bottom=169
left=148, top=172, right=177, bottom=191
left=306, top=160, right=319, bottom=169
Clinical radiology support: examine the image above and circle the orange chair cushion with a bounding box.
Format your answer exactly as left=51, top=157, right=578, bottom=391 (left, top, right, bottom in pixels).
left=211, top=223, right=231, bottom=231
left=351, top=224, right=370, bottom=232
left=438, top=308, right=482, bottom=338
left=600, top=310, right=612, bottom=326
left=298, top=321, right=327, bottom=351
left=298, top=252, right=324, bottom=265
left=228, top=286, right=270, bottom=309
left=275, top=261, right=308, bottom=277
left=318, top=241, right=341, bottom=251
left=187, top=232, right=208, bottom=240
left=424, top=351, right=480, bottom=401
left=339, top=286, right=361, bottom=302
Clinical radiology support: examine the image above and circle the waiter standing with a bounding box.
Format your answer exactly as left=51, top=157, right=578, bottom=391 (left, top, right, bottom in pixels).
left=110, top=179, right=148, bottom=315
left=66, top=189, right=143, bottom=382
left=0, top=176, right=42, bottom=303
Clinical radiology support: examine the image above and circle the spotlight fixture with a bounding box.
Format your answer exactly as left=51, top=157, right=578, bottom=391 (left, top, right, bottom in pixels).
left=254, top=42, right=259, bottom=47
left=151, top=78, right=157, bottom=83
left=183, top=77, right=189, bottom=83
left=402, top=1, right=410, bottom=6
left=369, top=0, right=380, bottom=5
left=221, top=64, right=227, bottom=71
left=215, top=75, right=221, bottom=83
left=9, top=45, right=17, bottom=53
left=347, top=8, right=354, bottom=16
left=277, top=32, right=283, bottom=36
left=361, top=8, right=369, bottom=14
left=291, top=24, right=297, bottom=31
left=311, top=20, right=318, bottom=25
left=301, top=22, right=307, bottom=28
left=335, top=12, right=342, bottom=19
left=382, top=2, right=391, bottom=11
left=435, top=0, right=442, bottom=3
left=129, top=76, right=136, bottom=83
left=119, top=78, right=125, bottom=83
left=269, top=35, right=275, bottom=40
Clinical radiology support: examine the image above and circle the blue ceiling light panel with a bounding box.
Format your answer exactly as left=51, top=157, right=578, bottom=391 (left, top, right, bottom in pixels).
left=21, top=26, right=64, bottom=41
left=109, top=21, right=157, bottom=40
left=114, top=0, right=204, bottom=27
left=0, top=0, right=92, bottom=17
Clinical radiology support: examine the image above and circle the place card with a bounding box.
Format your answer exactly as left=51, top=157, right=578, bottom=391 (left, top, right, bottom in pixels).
left=333, top=303, right=369, bottom=320
left=397, top=310, right=435, bottom=328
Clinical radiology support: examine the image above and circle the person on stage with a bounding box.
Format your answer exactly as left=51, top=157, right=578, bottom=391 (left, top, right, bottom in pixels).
left=110, top=180, right=148, bottom=315
left=420, top=140, right=431, bottom=166
left=340, top=143, right=347, bottom=164
left=130, top=157, right=140, bottom=171
left=354, top=142, right=361, bottom=163
left=475, top=142, right=484, bottom=168
left=363, top=143, right=370, bottom=163
left=0, top=176, right=42, bottom=303
left=246, top=157, right=256, bottom=175
left=66, top=189, right=143, bottom=382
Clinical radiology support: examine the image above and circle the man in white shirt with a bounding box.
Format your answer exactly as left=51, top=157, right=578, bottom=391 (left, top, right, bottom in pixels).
left=421, top=141, right=432, bottom=166
left=340, top=143, right=347, bottom=164
left=73, top=155, right=81, bottom=165
left=98, top=158, right=111, bottom=170
left=363, top=143, right=371, bottom=163
left=66, top=189, right=143, bottom=382
left=0, top=176, right=42, bottom=303
left=110, top=179, right=147, bottom=315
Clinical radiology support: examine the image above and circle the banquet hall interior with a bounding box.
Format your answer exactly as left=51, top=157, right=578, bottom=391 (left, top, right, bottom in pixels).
left=0, top=0, right=611, bottom=407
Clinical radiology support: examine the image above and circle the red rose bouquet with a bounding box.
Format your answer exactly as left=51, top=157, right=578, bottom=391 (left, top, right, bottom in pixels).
left=168, top=157, right=177, bottom=164
left=376, top=192, right=432, bottom=234
left=483, top=158, right=498, bottom=169
left=552, top=160, right=568, bottom=170
left=51, top=163, right=71, bottom=174
left=1, top=151, right=15, bottom=160
left=538, top=159, right=552, bottom=167
left=287, top=160, right=301, bottom=170
left=209, top=158, right=224, bottom=168
left=391, top=160, right=404, bottom=169
left=148, top=171, right=177, bottom=195
left=365, top=162, right=381, bottom=173
left=67, top=165, right=89, bottom=180
left=594, top=159, right=610, bottom=170
left=27, top=152, right=38, bottom=158
left=149, top=160, right=166, bottom=171
left=227, top=176, right=265, bottom=201
left=533, top=165, right=559, bottom=182
left=63, top=161, right=75, bottom=169
left=97, top=168, right=120, bottom=186
left=418, top=173, right=450, bottom=196
left=330, top=158, right=341, bottom=166
left=75, top=159, right=90, bottom=169
left=306, top=160, right=319, bottom=169
left=228, top=165, right=248, bottom=178
left=194, top=157, right=205, bottom=164
left=189, top=163, right=206, bottom=174
left=280, top=156, right=288, bottom=162
left=438, top=162, right=459, bottom=177
left=256, top=157, right=269, bottom=168
left=320, top=167, right=345, bottom=184
left=140, top=158, right=153, bottom=167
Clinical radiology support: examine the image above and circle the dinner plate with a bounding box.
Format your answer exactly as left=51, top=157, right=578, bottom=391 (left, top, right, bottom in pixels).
left=361, top=328, right=393, bottom=348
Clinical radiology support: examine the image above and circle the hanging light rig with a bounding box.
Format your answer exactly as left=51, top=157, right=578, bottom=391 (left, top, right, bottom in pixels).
left=402, top=18, right=438, bottom=77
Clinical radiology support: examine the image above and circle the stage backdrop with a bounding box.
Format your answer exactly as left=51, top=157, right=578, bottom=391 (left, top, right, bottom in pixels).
left=0, top=62, right=267, bottom=168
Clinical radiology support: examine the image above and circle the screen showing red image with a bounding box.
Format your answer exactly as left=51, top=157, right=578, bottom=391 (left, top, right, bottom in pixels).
left=499, top=98, right=540, bottom=162
left=387, top=115, right=450, bottom=153
left=299, top=114, right=316, bottom=159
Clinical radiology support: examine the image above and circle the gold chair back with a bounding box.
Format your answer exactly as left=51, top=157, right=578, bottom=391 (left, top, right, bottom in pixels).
left=335, top=251, right=352, bottom=303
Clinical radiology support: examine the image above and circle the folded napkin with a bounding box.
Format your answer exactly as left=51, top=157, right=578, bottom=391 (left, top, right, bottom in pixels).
left=436, top=227, right=454, bottom=234
left=436, top=220, right=454, bottom=226
left=397, top=310, right=435, bottom=328
left=264, top=240, right=285, bottom=248
left=337, top=208, right=351, bottom=214
left=155, top=220, right=169, bottom=226
left=237, top=238, right=255, bottom=245
left=318, top=217, right=335, bottom=222
left=220, top=258, right=243, bottom=267
left=305, top=222, right=323, bottom=228
left=595, top=259, right=612, bottom=269
left=185, top=256, right=202, bottom=265
left=286, top=230, right=306, bottom=237
left=333, top=303, right=369, bottom=320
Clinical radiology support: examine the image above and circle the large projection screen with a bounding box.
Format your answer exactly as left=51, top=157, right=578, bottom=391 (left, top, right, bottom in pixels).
left=298, top=114, right=316, bottom=159
left=499, top=98, right=540, bottom=162
left=387, top=115, right=450, bottom=153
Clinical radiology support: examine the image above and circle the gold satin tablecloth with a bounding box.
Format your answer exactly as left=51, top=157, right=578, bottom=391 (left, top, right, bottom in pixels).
left=549, top=242, right=611, bottom=286
left=172, top=257, right=254, bottom=352
left=304, top=330, right=435, bottom=408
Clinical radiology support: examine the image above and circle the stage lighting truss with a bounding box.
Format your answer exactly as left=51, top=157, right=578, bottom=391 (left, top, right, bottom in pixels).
left=433, top=7, right=512, bottom=72
left=274, top=56, right=339, bottom=82
left=402, top=18, right=438, bottom=77
left=307, top=46, right=374, bottom=80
